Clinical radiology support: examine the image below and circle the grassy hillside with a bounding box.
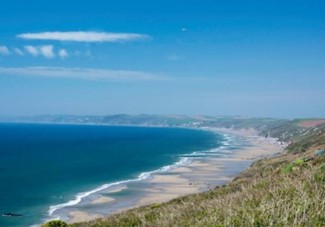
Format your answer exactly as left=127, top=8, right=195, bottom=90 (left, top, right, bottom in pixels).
left=42, top=119, right=325, bottom=227
left=286, top=123, right=325, bottom=153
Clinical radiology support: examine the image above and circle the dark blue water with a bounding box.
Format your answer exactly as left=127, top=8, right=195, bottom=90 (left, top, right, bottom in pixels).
left=0, top=123, right=222, bottom=226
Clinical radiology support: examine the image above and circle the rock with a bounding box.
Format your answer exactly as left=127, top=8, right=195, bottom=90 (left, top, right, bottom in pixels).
left=314, top=149, right=325, bottom=157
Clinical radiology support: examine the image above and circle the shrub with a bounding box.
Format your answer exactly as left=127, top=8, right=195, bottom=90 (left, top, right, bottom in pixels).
left=41, top=220, right=68, bottom=227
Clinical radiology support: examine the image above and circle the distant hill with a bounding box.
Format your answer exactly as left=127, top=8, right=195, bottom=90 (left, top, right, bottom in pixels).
left=0, top=113, right=289, bottom=128
left=2, top=115, right=325, bottom=151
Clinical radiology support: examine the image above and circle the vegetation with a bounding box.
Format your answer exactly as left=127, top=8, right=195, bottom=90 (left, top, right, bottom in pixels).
left=40, top=118, right=325, bottom=227
left=41, top=220, right=68, bottom=227
left=286, top=123, right=325, bottom=153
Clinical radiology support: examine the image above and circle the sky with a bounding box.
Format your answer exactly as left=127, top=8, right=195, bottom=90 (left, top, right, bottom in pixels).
left=0, top=0, right=324, bottom=118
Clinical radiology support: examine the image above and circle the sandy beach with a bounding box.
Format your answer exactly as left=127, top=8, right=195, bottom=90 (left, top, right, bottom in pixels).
left=135, top=128, right=284, bottom=206
left=66, top=127, right=285, bottom=223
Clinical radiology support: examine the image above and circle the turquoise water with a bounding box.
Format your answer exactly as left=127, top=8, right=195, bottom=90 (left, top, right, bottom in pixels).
left=0, top=123, right=222, bottom=226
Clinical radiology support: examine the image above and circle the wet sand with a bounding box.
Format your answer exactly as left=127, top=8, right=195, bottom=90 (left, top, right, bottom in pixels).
left=90, top=196, right=115, bottom=205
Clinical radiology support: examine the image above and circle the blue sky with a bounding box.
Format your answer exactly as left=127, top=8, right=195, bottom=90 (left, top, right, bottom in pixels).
left=0, top=0, right=324, bottom=118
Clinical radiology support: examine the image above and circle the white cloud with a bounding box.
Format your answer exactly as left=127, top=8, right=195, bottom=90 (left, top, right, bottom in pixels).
left=24, top=45, right=39, bottom=56
left=39, top=45, right=55, bottom=58
left=0, top=66, right=168, bottom=82
left=13, top=48, right=25, bottom=56
left=58, top=49, right=68, bottom=59
left=0, top=45, right=10, bottom=55
left=17, top=31, right=150, bottom=43
left=24, top=45, right=55, bottom=58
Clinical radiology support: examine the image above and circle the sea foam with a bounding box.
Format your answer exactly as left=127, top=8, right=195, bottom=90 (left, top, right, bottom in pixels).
left=48, top=157, right=191, bottom=217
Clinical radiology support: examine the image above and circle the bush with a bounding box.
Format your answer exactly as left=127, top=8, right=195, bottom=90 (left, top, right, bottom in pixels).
left=41, top=220, right=68, bottom=227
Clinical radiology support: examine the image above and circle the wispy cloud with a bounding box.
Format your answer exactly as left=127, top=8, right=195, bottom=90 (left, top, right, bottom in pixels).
left=58, top=49, right=68, bottom=59
left=0, top=67, right=168, bottom=82
left=24, top=45, right=55, bottom=58
left=17, top=31, right=150, bottom=43
left=13, top=48, right=25, bottom=56
left=24, top=45, right=39, bottom=56
left=0, top=45, right=10, bottom=55
left=39, top=45, right=55, bottom=58
left=0, top=45, right=68, bottom=59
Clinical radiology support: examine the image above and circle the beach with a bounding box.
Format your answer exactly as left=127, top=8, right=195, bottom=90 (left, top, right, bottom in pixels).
left=65, top=127, right=285, bottom=224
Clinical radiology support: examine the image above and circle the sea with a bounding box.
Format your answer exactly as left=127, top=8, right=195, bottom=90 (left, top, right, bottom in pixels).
left=0, top=122, right=230, bottom=226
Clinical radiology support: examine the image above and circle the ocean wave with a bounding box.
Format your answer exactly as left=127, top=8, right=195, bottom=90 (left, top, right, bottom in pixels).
left=176, top=137, right=231, bottom=159
left=49, top=179, right=135, bottom=216
left=48, top=157, right=191, bottom=217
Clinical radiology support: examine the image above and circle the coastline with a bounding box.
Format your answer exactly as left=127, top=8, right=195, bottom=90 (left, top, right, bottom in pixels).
left=63, top=127, right=285, bottom=224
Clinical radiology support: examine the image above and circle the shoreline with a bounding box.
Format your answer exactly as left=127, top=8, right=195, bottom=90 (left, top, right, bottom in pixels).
left=62, top=127, right=285, bottom=224
left=134, top=127, right=284, bottom=207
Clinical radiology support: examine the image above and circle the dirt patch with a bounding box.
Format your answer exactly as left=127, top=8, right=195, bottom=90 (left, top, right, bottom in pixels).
left=299, top=120, right=325, bottom=128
